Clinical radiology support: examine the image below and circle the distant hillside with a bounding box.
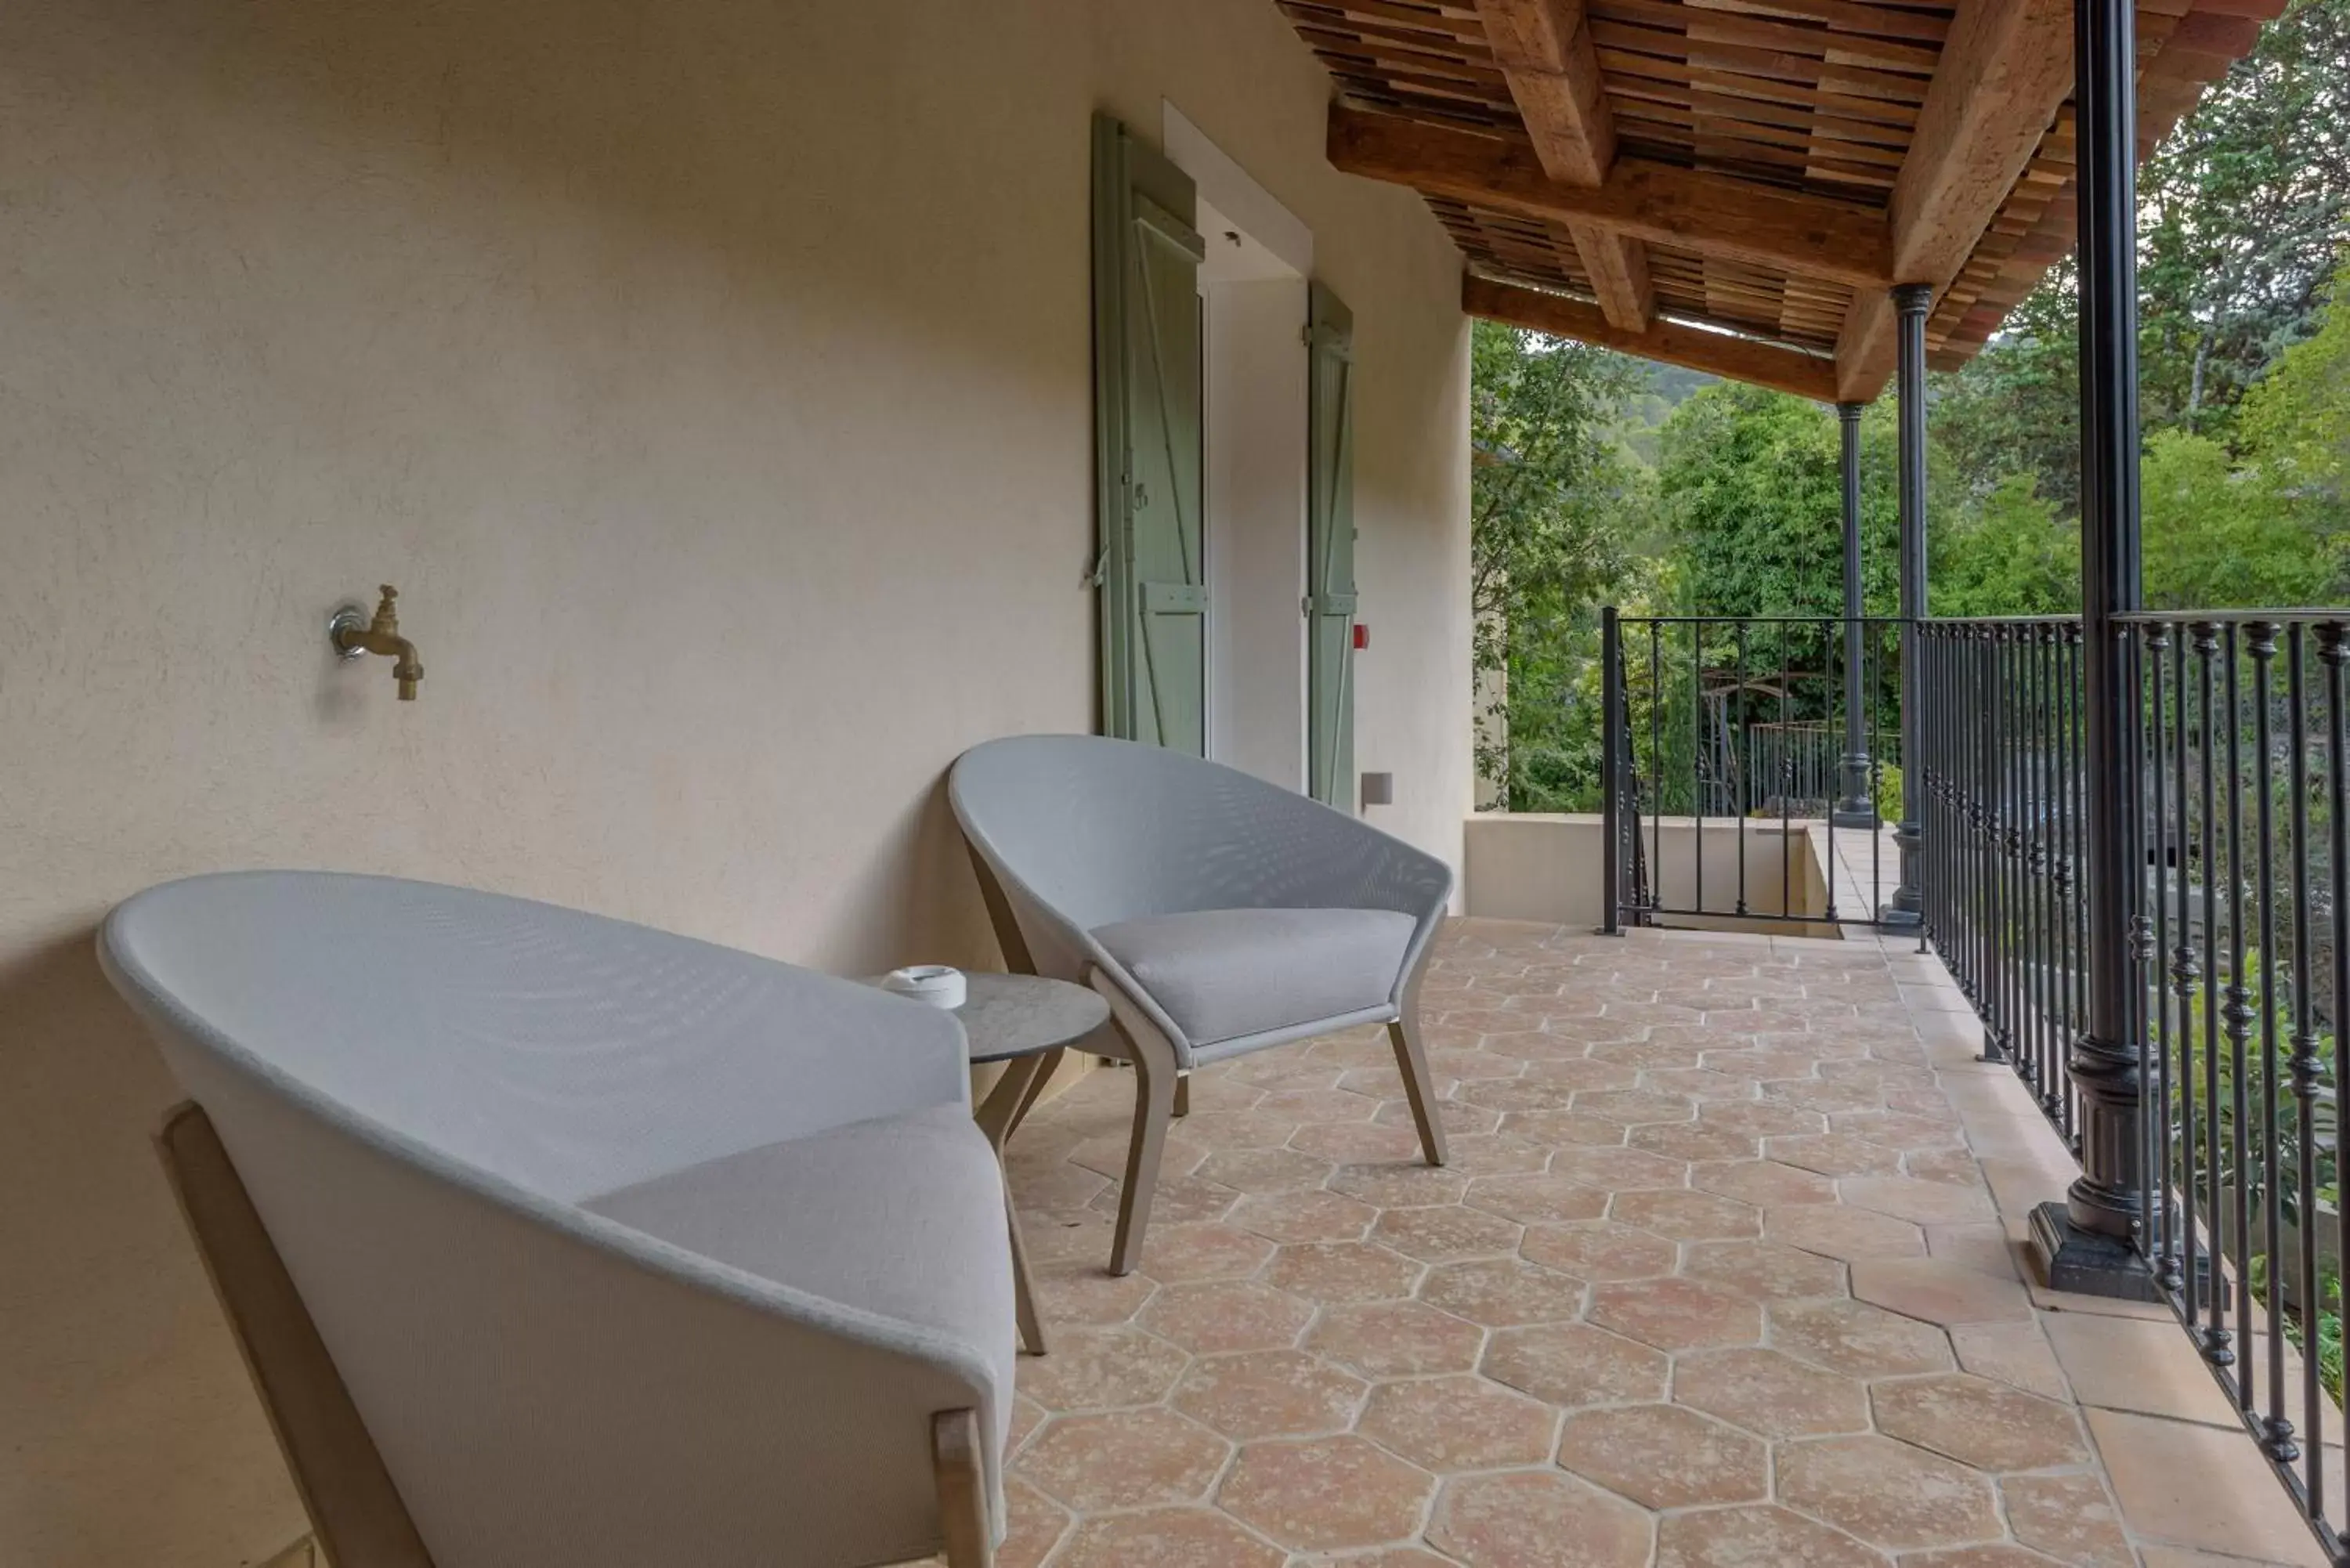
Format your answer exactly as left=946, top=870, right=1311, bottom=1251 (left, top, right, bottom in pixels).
left=1611, top=355, right=1715, bottom=468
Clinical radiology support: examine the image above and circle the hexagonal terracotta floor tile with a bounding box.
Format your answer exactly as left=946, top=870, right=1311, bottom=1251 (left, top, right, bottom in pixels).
left=1439, top=1132, right=1557, bottom=1175
left=1548, top=1144, right=1693, bottom=1189
left=1358, top=1374, right=1560, bottom=1472
left=1429, top=1470, right=1651, bottom=1568
left=1018, top=1407, right=1231, bottom=1511
left=1896, top=1547, right=2060, bottom=1568
left=1776, top=1433, right=2001, bottom=1550
left=1949, top=1321, right=2070, bottom=1401
left=1654, top=1504, right=1884, bottom=1568
left=1289, top=1122, right=1427, bottom=1163
left=1872, top=1374, right=2088, bottom=1472
left=1017, top=1326, right=1191, bottom=1411
left=1575, top=1088, right=1699, bottom=1125
left=1217, top=1435, right=1434, bottom=1552
left=1520, top=1221, right=1679, bottom=1281
left=1609, top=1187, right=1762, bottom=1241
left=991, top=1478, right=1070, bottom=1568
left=1091, top=1172, right=1242, bottom=1227
left=1482, top=1321, right=1668, bottom=1407
left=1372, top=1203, right=1525, bottom=1263
left=1850, top=1257, right=2032, bottom=1326
left=1170, top=1349, right=1365, bottom=1439
left=1840, top=1175, right=1998, bottom=1225
left=1136, top=1280, right=1316, bottom=1355
left=1770, top=1298, right=1954, bottom=1378
left=1690, top=1158, right=1841, bottom=1208
left=1256, top=1086, right=1382, bottom=1122
left=1516, top=1056, right=1641, bottom=1092
left=1766, top=1132, right=1908, bottom=1178
left=1836, top=1109, right=1965, bottom=1149
left=1048, top=1506, right=1284, bottom=1568
left=1419, top=1257, right=1587, bottom=1326
left=1671, top=1346, right=1870, bottom=1439
left=1193, top=1147, right=1333, bottom=1192
left=1629, top=1120, right=1767, bottom=1162
left=1307, top=1299, right=1485, bottom=1378
left=1227, top=1187, right=1379, bottom=1245
left=1679, top=1239, right=1848, bottom=1302
left=1763, top=1201, right=1927, bottom=1263
left=1139, top=1221, right=1278, bottom=1283
left=2000, top=1471, right=2135, bottom=1567
left=1587, top=1276, right=1762, bottom=1351
left=1466, top=1172, right=1611, bottom=1225
left=1699, top=1099, right=1828, bottom=1138
left=1502, top=1108, right=1636, bottom=1147
left=1266, top=1241, right=1423, bottom=1303
left=1556, top=1403, right=1767, bottom=1508
left=1907, top=1147, right=1990, bottom=1187
left=1328, top=1161, right=1472, bottom=1207
left=1029, top=1259, right=1159, bottom=1326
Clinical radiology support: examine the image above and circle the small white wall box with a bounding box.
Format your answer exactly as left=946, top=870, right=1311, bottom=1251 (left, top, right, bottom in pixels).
left=1360, top=772, right=1394, bottom=808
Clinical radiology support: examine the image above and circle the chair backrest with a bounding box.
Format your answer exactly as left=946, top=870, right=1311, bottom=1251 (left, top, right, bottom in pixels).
left=949, top=734, right=1451, bottom=941
left=102, top=872, right=967, bottom=1201
left=103, top=873, right=994, bottom=1568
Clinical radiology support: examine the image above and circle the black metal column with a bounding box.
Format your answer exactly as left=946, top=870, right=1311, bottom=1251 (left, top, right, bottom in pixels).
left=2030, top=0, right=2157, bottom=1300
left=1600, top=605, right=1623, bottom=937
left=1833, top=401, right=1875, bottom=827
left=1880, top=286, right=1931, bottom=926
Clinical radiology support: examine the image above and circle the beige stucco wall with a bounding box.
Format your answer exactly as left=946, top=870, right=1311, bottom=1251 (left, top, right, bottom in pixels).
left=0, top=3, right=1471, bottom=1561
left=1464, top=814, right=1828, bottom=933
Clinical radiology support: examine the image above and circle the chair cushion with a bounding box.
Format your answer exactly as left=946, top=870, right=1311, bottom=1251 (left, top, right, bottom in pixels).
left=1091, top=907, right=1415, bottom=1047
left=582, top=1103, right=1017, bottom=1443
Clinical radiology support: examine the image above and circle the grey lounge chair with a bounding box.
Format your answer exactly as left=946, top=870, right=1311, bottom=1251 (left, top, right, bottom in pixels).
left=949, top=734, right=1453, bottom=1275
left=102, top=871, right=1012, bottom=1568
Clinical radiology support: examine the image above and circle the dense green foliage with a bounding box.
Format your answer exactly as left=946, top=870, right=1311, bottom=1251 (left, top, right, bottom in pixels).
left=1469, top=321, right=1653, bottom=809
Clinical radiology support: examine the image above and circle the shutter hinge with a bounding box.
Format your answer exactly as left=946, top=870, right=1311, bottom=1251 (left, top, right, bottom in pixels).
left=1087, top=547, right=1109, bottom=588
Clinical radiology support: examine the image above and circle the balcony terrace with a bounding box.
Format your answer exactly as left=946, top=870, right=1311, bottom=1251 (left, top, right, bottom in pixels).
left=960, top=920, right=2329, bottom=1566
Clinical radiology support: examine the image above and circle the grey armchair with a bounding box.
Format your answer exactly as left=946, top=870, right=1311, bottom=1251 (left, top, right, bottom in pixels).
left=103, top=872, right=1013, bottom=1568
left=949, top=735, right=1453, bottom=1275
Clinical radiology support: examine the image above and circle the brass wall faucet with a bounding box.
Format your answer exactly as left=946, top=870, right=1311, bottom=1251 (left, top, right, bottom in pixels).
left=330, top=586, right=424, bottom=699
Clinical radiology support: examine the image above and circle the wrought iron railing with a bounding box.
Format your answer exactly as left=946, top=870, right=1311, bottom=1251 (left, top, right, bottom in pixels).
left=1916, top=611, right=2350, bottom=1555
left=1600, top=610, right=1903, bottom=930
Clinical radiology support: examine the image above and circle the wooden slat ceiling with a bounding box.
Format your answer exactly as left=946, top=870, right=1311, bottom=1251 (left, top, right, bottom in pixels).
left=1275, top=0, right=2281, bottom=401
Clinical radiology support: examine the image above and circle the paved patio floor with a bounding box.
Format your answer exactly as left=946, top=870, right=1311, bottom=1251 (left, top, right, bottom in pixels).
left=940, top=919, right=2332, bottom=1567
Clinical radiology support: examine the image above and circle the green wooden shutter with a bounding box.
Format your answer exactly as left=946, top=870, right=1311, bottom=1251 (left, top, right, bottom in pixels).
left=1092, top=114, right=1208, bottom=754
left=1307, top=280, right=1357, bottom=807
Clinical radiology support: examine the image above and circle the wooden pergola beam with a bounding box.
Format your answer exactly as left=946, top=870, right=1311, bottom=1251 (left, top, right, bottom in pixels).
left=1833, top=0, right=2077, bottom=402
left=1466, top=274, right=1842, bottom=404
left=1331, top=103, right=1894, bottom=292
left=1474, top=0, right=1656, bottom=332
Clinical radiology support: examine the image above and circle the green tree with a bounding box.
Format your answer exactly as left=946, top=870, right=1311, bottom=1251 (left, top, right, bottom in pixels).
left=1657, top=384, right=1912, bottom=619
left=1470, top=322, right=1654, bottom=810
left=2139, top=428, right=2330, bottom=608
left=1933, top=473, right=2079, bottom=617
left=2239, top=256, right=2350, bottom=551
left=2139, top=0, right=2350, bottom=434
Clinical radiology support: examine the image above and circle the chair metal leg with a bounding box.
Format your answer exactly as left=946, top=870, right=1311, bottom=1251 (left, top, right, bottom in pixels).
left=1173, top=1074, right=1191, bottom=1118
left=931, top=1408, right=994, bottom=1568
left=1386, top=1011, right=1449, bottom=1167
left=1090, top=974, right=1179, bottom=1277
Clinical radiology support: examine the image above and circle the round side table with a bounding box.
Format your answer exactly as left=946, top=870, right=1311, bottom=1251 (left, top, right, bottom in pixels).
left=873, top=971, right=1108, bottom=1356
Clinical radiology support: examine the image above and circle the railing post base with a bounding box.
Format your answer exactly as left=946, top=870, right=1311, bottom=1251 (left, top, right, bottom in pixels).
left=1829, top=765, right=1877, bottom=830
left=2026, top=1200, right=2160, bottom=1302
